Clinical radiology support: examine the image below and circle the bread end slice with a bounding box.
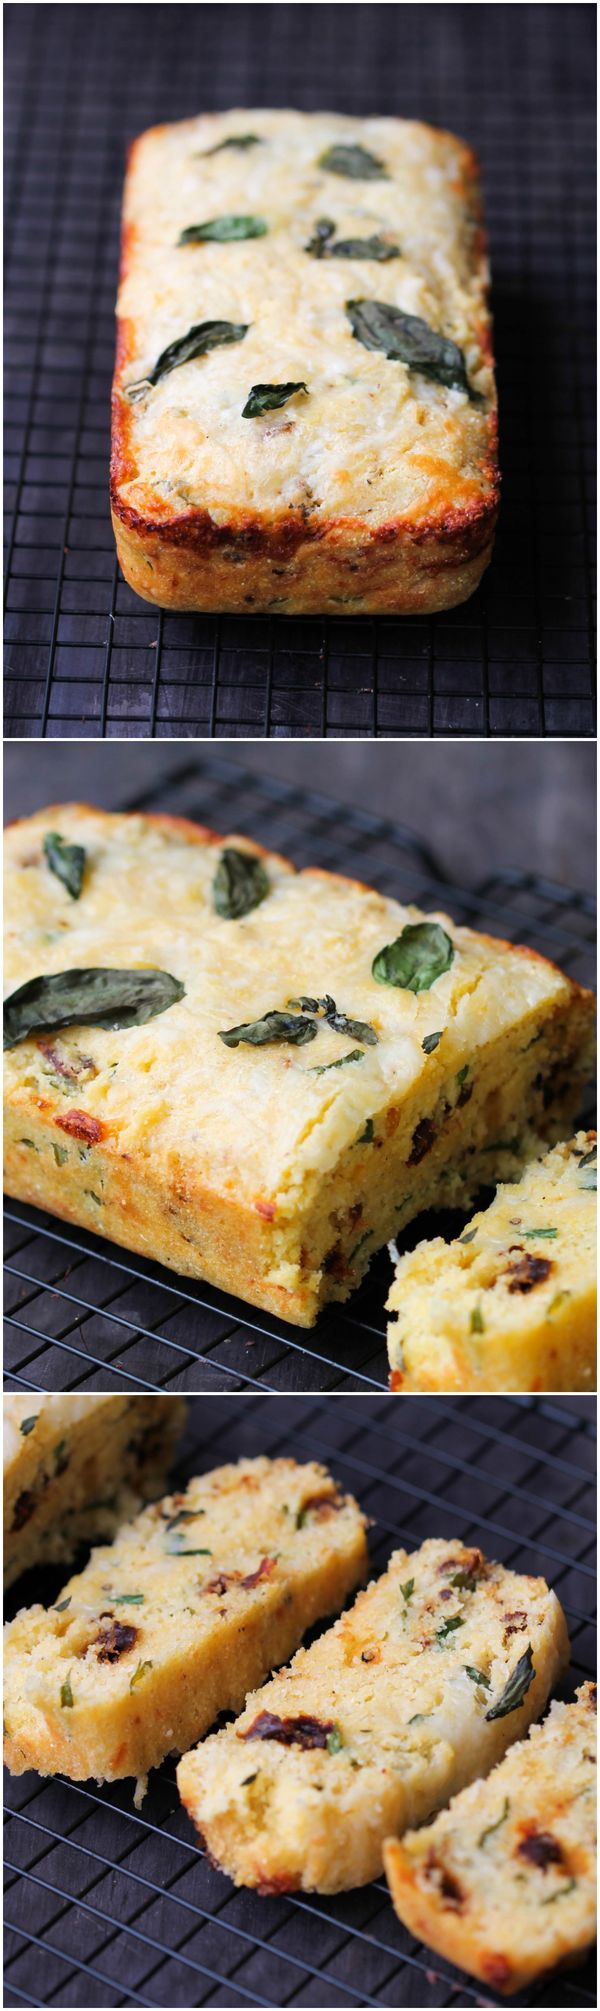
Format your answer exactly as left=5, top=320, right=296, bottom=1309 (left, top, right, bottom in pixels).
left=384, top=1681, right=596, bottom=1994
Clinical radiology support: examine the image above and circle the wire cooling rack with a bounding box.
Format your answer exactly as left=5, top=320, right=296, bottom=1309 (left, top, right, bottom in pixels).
left=3, top=1393, right=597, bottom=2009
left=4, top=754, right=597, bottom=1396
left=4, top=2, right=596, bottom=739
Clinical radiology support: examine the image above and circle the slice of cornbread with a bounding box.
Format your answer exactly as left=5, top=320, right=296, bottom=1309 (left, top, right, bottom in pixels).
left=4, top=1394, right=185, bottom=1588
left=3, top=1457, right=367, bottom=1788
left=176, top=1537, right=569, bottom=1894
left=386, top=1133, right=597, bottom=1392
left=4, top=805, right=595, bottom=1327
left=384, top=1682, right=597, bottom=1995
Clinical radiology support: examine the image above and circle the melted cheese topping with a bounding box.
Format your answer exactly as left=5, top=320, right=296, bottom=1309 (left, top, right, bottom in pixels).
left=4, top=806, right=578, bottom=1220
left=116, top=110, right=495, bottom=526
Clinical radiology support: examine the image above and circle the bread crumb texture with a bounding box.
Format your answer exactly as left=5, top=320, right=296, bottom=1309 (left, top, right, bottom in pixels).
left=3, top=1456, right=368, bottom=1783
left=387, top=1132, right=597, bottom=1392
left=4, top=806, right=595, bottom=1327
left=4, top=1394, right=185, bottom=1588
left=176, top=1536, right=569, bottom=1892
left=384, top=1681, right=597, bottom=1994
left=111, top=110, right=499, bottom=613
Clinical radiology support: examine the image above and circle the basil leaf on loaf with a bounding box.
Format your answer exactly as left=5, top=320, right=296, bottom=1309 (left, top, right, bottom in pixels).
left=372, top=923, right=454, bottom=992
left=43, top=833, right=86, bottom=901
left=128, top=319, right=249, bottom=397
left=4, top=967, right=185, bottom=1048
left=305, top=219, right=400, bottom=261
left=346, top=298, right=474, bottom=395
left=202, top=134, right=262, bottom=155
left=319, top=143, right=389, bottom=179
left=242, top=382, right=308, bottom=418
left=212, top=848, right=270, bottom=919
left=219, top=1011, right=318, bottom=1048
left=178, top=216, right=267, bottom=245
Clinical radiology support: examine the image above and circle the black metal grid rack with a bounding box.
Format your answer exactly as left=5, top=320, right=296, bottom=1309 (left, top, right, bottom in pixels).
left=4, top=755, right=596, bottom=1395
left=4, top=2, right=596, bottom=740
left=4, top=1393, right=597, bottom=2009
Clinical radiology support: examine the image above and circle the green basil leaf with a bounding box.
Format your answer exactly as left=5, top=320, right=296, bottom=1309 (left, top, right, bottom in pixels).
left=326, top=1011, right=378, bottom=1045
left=478, top=1795, right=510, bottom=1847
left=578, top=1147, right=597, bottom=1168
left=356, top=1117, right=374, bottom=1144
left=523, top=1227, right=558, bottom=1239
left=305, top=218, right=399, bottom=259
left=203, top=134, right=262, bottom=155
left=372, top=922, right=454, bottom=993
left=178, top=215, right=267, bottom=244
left=219, top=1011, right=318, bottom=1048
left=54, top=1597, right=71, bottom=1613
left=326, top=1726, right=343, bottom=1754
left=20, top=1415, right=38, bottom=1435
left=242, top=381, right=308, bottom=418
left=436, top=1614, right=465, bottom=1644
left=470, top=1305, right=485, bottom=1333
left=540, top=1877, right=578, bottom=1904
left=128, top=320, right=249, bottom=397
left=165, top=1508, right=206, bottom=1531
left=400, top=1578, right=414, bottom=1604
left=43, top=832, right=85, bottom=901
left=113, top=1592, right=145, bottom=1605
left=422, top=1031, right=442, bottom=1054
left=4, top=967, right=185, bottom=1050
left=212, top=848, right=270, bottom=919
left=309, top=1048, right=365, bottom=1076
left=486, top=1644, right=535, bottom=1721
left=464, top=1665, right=491, bottom=1689
left=330, top=234, right=400, bottom=260
left=130, top=1659, right=153, bottom=1691
left=304, top=218, right=336, bottom=256
left=346, top=298, right=473, bottom=396
left=287, top=998, right=377, bottom=1045
left=318, top=144, right=389, bottom=180
left=60, top=1675, right=74, bottom=1709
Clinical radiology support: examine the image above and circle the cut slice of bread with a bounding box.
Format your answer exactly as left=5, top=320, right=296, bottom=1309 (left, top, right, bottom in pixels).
left=176, top=1536, right=569, bottom=1893
left=386, top=1133, right=597, bottom=1392
left=384, top=1682, right=596, bottom=1994
left=4, top=1394, right=185, bottom=1588
left=3, top=1456, right=368, bottom=1790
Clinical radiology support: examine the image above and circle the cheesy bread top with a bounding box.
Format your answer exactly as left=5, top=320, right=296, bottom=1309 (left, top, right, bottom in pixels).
left=4, top=805, right=582, bottom=1217
left=115, top=110, right=496, bottom=532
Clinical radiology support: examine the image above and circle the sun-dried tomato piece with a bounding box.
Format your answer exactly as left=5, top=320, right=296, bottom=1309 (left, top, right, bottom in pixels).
left=517, top=1829, right=565, bottom=1870
left=95, top=1621, right=138, bottom=1662
left=241, top=1712, right=336, bottom=1748
left=507, top=1253, right=553, bottom=1293
left=55, top=1109, right=104, bottom=1145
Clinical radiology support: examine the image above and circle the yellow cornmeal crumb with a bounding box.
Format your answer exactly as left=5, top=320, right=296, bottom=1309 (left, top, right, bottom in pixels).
left=177, top=1537, right=569, bottom=1894
left=4, top=1395, right=185, bottom=1588
left=386, top=1133, right=596, bottom=1392
left=3, top=1457, right=367, bottom=1785
left=384, top=1682, right=597, bottom=1995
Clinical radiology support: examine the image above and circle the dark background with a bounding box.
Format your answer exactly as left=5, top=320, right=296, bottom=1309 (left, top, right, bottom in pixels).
left=4, top=1393, right=597, bottom=2008
left=4, top=739, right=597, bottom=891
left=4, top=2, right=596, bottom=739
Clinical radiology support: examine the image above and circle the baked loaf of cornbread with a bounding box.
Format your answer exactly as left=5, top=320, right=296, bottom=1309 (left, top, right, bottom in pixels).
left=384, top=1681, right=597, bottom=1995
left=3, top=1456, right=367, bottom=1788
left=176, top=1537, right=569, bottom=1893
left=4, top=1394, right=185, bottom=1588
left=111, top=109, right=499, bottom=615
left=4, top=807, right=595, bottom=1328
left=387, top=1133, right=597, bottom=1392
